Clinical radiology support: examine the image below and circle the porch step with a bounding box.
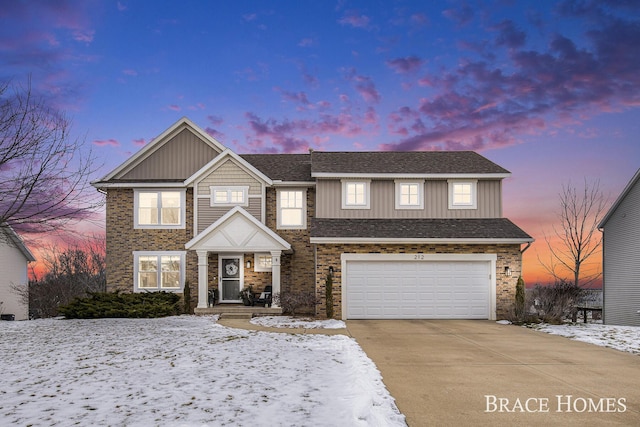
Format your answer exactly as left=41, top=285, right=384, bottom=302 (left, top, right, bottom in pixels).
left=194, top=305, right=283, bottom=319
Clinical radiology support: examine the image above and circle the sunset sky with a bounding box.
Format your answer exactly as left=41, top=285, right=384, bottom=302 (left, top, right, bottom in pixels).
left=2, top=0, right=639, bottom=285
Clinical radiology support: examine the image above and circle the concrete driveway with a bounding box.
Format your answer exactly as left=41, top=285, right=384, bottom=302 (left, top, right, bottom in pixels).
left=346, top=320, right=640, bottom=426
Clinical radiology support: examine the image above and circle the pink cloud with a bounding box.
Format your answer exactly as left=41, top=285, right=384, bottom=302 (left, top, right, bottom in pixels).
left=298, top=38, right=314, bottom=47
left=168, top=105, right=180, bottom=111
left=207, top=115, right=224, bottom=126
left=72, top=29, right=94, bottom=43
left=276, top=88, right=310, bottom=108
left=442, top=3, right=474, bottom=27
left=243, top=13, right=257, bottom=22
left=338, top=11, right=371, bottom=29
left=205, top=127, right=226, bottom=141
left=344, top=70, right=380, bottom=104
left=386, top=56, right=423, bottom=74
left=93, top=139, right=120, bottom=147
left=382, top=3, right=640, bottom=152
left=410, top=13, right=429, bottom=26
left=243, top=109, right=378, bottom=153
left=122, top=69, right=137, bottom=76
left=132, top=138, right=146, bottom=147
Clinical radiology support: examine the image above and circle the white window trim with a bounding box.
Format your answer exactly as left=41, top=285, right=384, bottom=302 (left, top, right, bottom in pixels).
left=395, top=180, right=424, bottom=210
left=209, top=186, right=249, bottom=207
left=254, top=253, right=273, bottom=272
left=341, top=180, right=371, bottom=209
left=277, top=188, right=307, bottom=229
left=448, top=179, right=478, bottom=210
left=133, top=251, right=186, bottom=292
left=134, top=189, right=186, bottom=229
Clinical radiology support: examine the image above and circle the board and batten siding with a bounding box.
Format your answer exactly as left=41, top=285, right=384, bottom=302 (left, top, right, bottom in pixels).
left=603, top=178, right=640, bottom=326
left=315, top=179, right=502, bottom=219
left=195, top=158, right=264, bottom=233
left=121, top=128, right=222, bottom=180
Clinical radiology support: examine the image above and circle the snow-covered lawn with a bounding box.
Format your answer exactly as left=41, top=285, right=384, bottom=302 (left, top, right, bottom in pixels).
left=250, top=316, right=346, bottom=329
left=0, top=316, right=406, bottom=426
left=528, top=322, right=640, bottom=355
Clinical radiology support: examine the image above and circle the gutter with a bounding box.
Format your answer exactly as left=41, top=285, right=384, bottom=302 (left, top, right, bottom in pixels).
left=520, top=242, right=532, bottom=254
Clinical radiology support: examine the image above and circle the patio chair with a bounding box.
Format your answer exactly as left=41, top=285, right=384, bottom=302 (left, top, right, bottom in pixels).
left=253, top=285, right=272, bottom=307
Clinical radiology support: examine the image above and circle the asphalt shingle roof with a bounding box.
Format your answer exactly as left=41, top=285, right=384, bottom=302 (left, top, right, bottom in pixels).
left=310, top=151, right=510, bottom=175
left=310, top=218, right=532, bottom=240
left=240, top=154, right=312, bottom=182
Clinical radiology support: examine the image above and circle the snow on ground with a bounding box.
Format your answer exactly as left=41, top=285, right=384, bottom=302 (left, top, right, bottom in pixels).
left=528, top=322, right=640, bottom=355
left=250, top=316, right=346, bottom=329
left=0, top=316, right=406, bottom=427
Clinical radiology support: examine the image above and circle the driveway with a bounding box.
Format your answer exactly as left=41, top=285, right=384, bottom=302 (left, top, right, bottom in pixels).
left=346, top=320, right=640, bottom=426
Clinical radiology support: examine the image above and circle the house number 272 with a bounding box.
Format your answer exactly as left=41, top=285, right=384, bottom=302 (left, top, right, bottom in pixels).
left=414, top=254, right=425, bottom=260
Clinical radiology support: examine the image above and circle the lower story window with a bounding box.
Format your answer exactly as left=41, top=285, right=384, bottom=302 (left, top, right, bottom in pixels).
left=134, top=251, right=186, bottom=292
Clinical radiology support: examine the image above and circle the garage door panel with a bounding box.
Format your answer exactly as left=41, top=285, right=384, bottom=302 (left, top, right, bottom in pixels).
left=346, top=260, right=490, bottom=319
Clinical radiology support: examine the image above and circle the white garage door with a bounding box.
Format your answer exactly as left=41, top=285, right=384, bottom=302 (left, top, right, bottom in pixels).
left=345, top=259, right=491, bottom=319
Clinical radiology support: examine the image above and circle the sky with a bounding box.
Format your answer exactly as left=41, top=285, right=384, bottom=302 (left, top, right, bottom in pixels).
left=1, top=0, right=639, bottom=286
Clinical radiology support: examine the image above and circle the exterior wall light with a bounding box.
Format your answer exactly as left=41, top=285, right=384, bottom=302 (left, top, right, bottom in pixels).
left=329, top=266, right=334, bottom=275
left=504, top=266, right=512, bottom=276
left=246, top=260, right=251, bottom=269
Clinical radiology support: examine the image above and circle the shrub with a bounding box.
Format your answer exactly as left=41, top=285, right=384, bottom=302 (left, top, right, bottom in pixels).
left=325, top=273, right=334, bottom=319
left=59, top=291, right=181, bottom=319
left=527, top=281, right=584, bottom=324
left=515, top=276, right=525, bottom=321
left=183, top=280, right=192, bottom=314
left=273, top=290, right=318, bottom=316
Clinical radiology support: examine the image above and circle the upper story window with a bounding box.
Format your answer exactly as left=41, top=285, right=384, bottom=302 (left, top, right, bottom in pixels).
left=134, top=251, right=185, bottom=292
left=342, top=180, right=370, bottom=209
left=134, top=189, right=186, bottom=229
left=448, top=180, right=477, bottom=209
left=395, top=181, right=424, bottom=209
left=210, top=186, right=248, bottom=207
left=277, top=189, right=306, bottom=229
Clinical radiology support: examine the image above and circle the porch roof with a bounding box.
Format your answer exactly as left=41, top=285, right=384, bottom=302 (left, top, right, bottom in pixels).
left=186, top=207, right=292, bottom=252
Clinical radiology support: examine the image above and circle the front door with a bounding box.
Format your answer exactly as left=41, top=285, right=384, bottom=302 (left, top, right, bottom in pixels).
left=219, top=255, right=243, bottom=302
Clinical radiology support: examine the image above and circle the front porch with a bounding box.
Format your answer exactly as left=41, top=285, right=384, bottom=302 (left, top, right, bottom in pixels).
left=195, top=305, right=283, bottom=319
left=185, top=207, right=293, bottom=313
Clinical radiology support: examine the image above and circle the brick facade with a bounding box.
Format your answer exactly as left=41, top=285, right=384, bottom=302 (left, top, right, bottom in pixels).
left=106, top=187, right=523, bottom=319
left=106, top=188, right=194, bottom=289
left=105, top=186, right=317, bottom=312
left=314, top=243, right=522, bottom=320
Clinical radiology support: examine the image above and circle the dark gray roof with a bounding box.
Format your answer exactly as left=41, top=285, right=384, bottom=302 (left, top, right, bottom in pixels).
left=310, top=218, right=532, bottom=241
left=310, top=151, right=510, bottom=175
left=241, top=154, right=312, bottom=182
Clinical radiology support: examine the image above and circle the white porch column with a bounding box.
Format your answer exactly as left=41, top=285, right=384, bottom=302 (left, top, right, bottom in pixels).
left=196, top=250, right=209, bottom=309
left=270, top=250, right=282, bottom=308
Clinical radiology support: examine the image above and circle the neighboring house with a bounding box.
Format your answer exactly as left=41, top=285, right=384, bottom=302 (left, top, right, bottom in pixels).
left=0, top=225, right=36, bottom=321
left=92, top=118, right=533, bottom=320
left=598, top=168, right=640, bottom=326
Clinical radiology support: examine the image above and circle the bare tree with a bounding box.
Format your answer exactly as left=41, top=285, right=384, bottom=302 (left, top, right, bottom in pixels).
left=539, top=179, right=607, bottom=287
left=13, top=235, right=106, bottom=319
left=0, top=78, right=103, bottom=238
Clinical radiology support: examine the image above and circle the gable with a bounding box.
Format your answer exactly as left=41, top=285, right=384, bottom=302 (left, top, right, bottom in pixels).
left=95, top=118, right=226, bottom=184
left=186, top=207, right=291, bottom=252
left=599, top=168, right=640, bottom=228
left=120, top=128, right=222, bottom=180
left=194, top=157, right=266, bottom=233
left=1, top=225, right=35, bottom=262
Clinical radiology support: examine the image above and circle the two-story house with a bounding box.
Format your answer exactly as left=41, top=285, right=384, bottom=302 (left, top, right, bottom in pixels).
left=92, top=118, right=533, bottom=320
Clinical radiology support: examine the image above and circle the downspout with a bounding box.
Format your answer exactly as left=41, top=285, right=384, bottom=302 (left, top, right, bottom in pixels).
left=520, top=242, right=531, bottom=254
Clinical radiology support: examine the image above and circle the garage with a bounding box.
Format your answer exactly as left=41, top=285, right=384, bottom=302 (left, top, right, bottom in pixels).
left=343, top=254, right=496, bottom=320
